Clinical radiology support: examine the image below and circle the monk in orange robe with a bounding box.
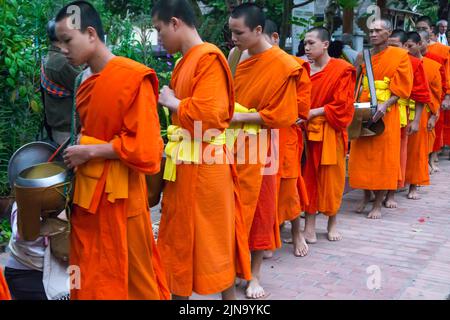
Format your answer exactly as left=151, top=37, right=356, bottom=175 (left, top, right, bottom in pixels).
left=229, top=4, right=300, bottom=299
left=301, top=27, right=355, bottom=243
left=152, top=0, right=251, bottom=300
left=405, top=31, right=442, bottom=199
left=56, top=2, right=169, bottom=300
left=417, top=17, right=450, bottom=169
left=349, top=19, right=413, bottom=219
left=0, top=268, right=11, bottom=300
left=384, top=30, right=431, bottom=208
left=258, top=20, right=311, bottom=258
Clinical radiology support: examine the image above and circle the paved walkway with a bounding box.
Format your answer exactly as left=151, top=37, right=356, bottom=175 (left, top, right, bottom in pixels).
left=2, top=153, right=450, bottom=300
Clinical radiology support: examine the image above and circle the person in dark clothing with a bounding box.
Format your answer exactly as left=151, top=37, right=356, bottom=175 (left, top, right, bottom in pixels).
left=41, top=19, right=82, bottom=145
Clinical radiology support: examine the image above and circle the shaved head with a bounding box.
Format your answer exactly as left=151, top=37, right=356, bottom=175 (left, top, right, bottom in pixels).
left=371, top=19, right=393, bottom=31
left=305, top=27, right=331, bottom=42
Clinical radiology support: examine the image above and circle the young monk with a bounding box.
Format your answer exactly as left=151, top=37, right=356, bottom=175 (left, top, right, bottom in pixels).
left=0, top=268, right=11, bottom=300
left=229, top=3, right=301, bottom=298
left=384, top=29, right=430, bottom=208
left=301, top=27, right=355, bottom=243
left=348, top=19, right=413, bottom=219
left=152, top=0, right=251, bottom=300
left=416, top=17, right=450, bottom=168
left=405, top=31, right=442, bottom=199
left=261, top=20, right=311, bottom=258
left=56, top=1, right=169, bottom=300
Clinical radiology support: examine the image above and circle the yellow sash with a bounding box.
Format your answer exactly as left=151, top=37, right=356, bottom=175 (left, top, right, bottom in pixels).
left=73, top=135, right=129, bottom=212
left=398, top=98, right=414, bottom=127
left=307, top=116, right=337, bottom=165
left=163, top=125, right=226, bottom=182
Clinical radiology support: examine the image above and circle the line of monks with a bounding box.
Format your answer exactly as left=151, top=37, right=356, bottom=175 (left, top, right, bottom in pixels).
left=1, top=1, right=449, bottom=301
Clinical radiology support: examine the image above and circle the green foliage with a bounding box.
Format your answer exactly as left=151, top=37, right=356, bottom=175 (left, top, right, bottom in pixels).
left=0, top=218, right=11, bottom=245
left=408, top=0, right=439, bottom=21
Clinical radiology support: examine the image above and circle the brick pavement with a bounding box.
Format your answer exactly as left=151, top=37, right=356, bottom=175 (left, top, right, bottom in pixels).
left=2, top=152, right=449, bottom=300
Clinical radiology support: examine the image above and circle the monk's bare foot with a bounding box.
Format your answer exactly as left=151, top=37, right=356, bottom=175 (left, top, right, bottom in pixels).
left=369, top=191, right=376, bottom=202
left=303, top=229, right=317, bottom=244
left=263, top=250, right=273, bottom=259
left=293, top=233, right=309, bottom=257
left=356, top=199, right=369, bottom=213
left=407, top=185, right=420, bottom=200
left=383, top=191, right=397, bottom=209
left=367, top=207, right=382, bottom=219
left=327, top=216, right=342, bottom=241
left=430, top=162, right=440, bottom=173
left=245, top=278, right=266, bottom=299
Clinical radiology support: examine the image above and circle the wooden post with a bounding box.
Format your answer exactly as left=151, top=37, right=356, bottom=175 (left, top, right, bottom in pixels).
left=343, top=8, right=354, bottom=35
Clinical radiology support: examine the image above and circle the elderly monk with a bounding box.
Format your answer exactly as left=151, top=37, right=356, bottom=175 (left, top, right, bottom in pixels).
left=349, top=19, right=413, bottom=219
left=384, top=29, right=431, bottom=208
left=151, top=0, right=251, bottom=300
left=405, top=31, right=442, bottom=199
left=301, top=27, right=355, bottom=243
left=417, top=16, right=450, bottom=168
left=56, top=1, right=169, bottom=300
left=229, top=3, right=301, bottom=299
left=0, top=268, right=11, bottom=300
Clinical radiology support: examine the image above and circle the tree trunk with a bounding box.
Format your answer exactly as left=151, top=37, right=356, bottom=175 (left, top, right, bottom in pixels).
left=343, top=8, right=354, bottom=34
left=279, top=0, right=293, bottom=50
left=438, top=0, right=449, bottom=21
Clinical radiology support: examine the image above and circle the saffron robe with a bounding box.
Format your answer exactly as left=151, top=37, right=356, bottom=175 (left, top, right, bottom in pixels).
left=406, top=57, right=441, bottom=185
left=157, top=43, right=251, bottom=297
left=277, top=56, right=311, bottom=223
left=71, top=57, right=169, bottom=300
left=234, top=46, right=300, bottom=251
left=427, top=43, right=450, bottom=149
left=349, top=46, right=413, bottom=190
left=0, top=268, right=11, bottom=300
left=303, top=58, right=356, bottom=215
left=397, top=56, right=431, bottom=188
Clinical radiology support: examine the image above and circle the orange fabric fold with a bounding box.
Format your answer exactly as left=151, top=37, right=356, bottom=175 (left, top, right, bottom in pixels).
left=70, top=56, right=169, bottom=300
left=157, top=43, right=251, bottom=297
left=0, top=268, right=11, bottom=300
left=234, top=46, right=300, bottom=250
left=349, top=47, right=413, bottom=190
left=277, top=56, right=311, bottom=223
left=303, top=58, right=355, bottom=215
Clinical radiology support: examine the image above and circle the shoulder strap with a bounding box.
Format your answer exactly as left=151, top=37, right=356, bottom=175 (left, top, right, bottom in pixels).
left=70, top=73, right=83, bottom=146
left=363, top=49, right=378, bottom=110
left=229, top=48, right=243, bottom=77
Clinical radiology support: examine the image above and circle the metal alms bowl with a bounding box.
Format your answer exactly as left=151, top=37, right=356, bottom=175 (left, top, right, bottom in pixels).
left=15, top=162, right=68, bottom=188
left=7, top=141, right=63, bottom=187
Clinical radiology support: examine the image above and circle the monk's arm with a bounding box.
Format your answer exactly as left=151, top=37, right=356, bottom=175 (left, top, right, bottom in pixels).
left=408, top=102, right=424, bottom=135
left=232, top=112, right=266, bottom=125
left=373, top=95, right=399, bottom=122
left=63, top=143, right=119, bottom=169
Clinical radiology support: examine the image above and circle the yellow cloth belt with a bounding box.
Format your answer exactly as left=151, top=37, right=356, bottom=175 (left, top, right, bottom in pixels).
left=363, top=76, right=392, bottom=104
left=226, top=102, right=262, bottom=149
left=398, top=98, right=415, bottom=127
left=163, top=125, right=226, bottom=182
left=307, top=116, right=337, bottom=165
left=73, top=135, right=129, bottom=212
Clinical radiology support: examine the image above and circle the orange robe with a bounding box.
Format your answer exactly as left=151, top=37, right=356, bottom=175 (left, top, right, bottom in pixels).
left=427, top=43, right=450, bottom=149
left=303, top=58, right=355, bottom=215
left=157, top=43, right=251, bottom=297
left=71, top=57, right=169, bottom=300
left=349, top=47, right=413, bottom=190
left=277, top=56, right=311, bottom=224
left=397, top=56, right=431, bottom=188
left=406, top=57, right=441, bottom=185
left=234, top=46, right=300, bottom=251
left=0, top=268, right=11, bottom=300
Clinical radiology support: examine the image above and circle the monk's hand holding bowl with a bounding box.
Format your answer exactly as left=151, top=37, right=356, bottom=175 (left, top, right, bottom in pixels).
left=372, top=103, right=387, bottom=123
left=159, top=85, right=180, bottom=112
left=63, top=145, right=93, bottom=169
